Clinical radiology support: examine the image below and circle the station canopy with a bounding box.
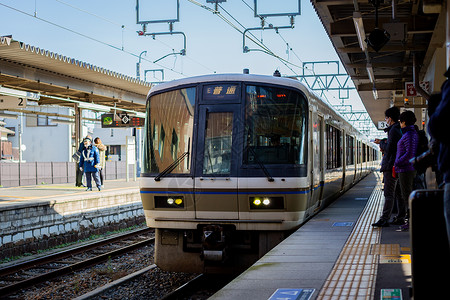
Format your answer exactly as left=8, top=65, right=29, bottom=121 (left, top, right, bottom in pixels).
left=0, top=36, right=151, bottom=116
left=311, top=0, right=444, bottom=125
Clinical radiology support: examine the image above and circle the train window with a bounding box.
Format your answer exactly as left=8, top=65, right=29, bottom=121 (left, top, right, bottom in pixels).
left=326, top=125, right=342, bottom=169
left=346, top=135, right=354, bottom=165
left=203, top=112, right=233, bottom=175
left=143, top=87, right=196, bottom=174
left=244, top=85, right=307, bottom=165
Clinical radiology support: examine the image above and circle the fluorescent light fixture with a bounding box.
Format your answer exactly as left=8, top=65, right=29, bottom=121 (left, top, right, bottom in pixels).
left=366, top=63, right=375, bottom=83
left=0, top=86, right=40, bottom=100
left=132, top=112, right=146, bottom=118
left=353, top=12, right=367, bottom=51
left=372, top=86, right=378, bottom=100
left=78, top=102, right=111, bottom=112
left=0, top=112, right=18, bottom=119
left=51, top=118, right=74, bottom=125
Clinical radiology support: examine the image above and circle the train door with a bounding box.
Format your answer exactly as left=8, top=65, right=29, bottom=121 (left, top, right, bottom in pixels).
left=194, top=104, right=240, bottom=219
left=308, top=111, right=323, bottom=211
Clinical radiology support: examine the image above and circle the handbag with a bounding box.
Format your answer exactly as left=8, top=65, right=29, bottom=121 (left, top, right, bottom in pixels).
left=72, top=151, right=81, bottom=162
left=392, top=166, right=397, bottom=178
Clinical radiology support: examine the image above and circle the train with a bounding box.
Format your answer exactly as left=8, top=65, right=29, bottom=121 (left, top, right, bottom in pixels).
left=139, top=72, right=379, bottom=273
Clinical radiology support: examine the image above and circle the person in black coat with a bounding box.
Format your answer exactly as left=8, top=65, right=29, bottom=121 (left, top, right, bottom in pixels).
left=75, top=135, right=91, bottom=187
left=428, top=68, right=450, bottom=247
left=372, top=106, right=403, bottom=227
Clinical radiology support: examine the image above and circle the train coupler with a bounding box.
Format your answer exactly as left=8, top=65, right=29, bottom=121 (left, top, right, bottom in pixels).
left=200, top=225, right=229, bottom=262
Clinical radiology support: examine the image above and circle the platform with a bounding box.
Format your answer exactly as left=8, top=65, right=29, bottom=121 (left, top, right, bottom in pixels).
left=0, top=179, right=143, bottom=259
left=211, top=173, right=412, bottom=300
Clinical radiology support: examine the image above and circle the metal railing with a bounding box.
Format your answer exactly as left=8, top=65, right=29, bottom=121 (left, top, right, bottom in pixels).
left=0, top=161, right=134, bottom=187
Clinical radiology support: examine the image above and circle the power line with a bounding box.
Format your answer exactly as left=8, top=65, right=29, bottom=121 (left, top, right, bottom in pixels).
left=0, top=1, right=188, bottom=76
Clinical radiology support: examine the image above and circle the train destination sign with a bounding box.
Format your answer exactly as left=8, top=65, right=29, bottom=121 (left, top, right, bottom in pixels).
left=101, top=113, right=145, bottom=128
left=203, top=84, right=239, bottom=101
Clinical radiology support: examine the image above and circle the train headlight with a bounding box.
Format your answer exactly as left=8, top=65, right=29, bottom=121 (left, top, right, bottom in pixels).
left=249, top=197, right=284, bottom=209
left=155, top=196, right=184, bottom=208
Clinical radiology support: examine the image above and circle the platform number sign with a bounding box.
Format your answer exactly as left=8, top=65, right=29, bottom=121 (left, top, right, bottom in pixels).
left=0, top=95, right=27, bottom=108
left=378, top=121, right=388, bottom=130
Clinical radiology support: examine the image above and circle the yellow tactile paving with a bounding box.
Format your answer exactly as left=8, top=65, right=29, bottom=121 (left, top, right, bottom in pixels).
left=370, top=244, right=401, bottom=256
left=318, top=173, right=384, bottom=300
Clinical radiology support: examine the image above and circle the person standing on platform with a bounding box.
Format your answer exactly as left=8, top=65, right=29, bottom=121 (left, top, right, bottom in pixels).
left=428, top=67, right=450, bottom=247
left=94, top=137, right=106, bottom=186
left=79, top=137, right=102, bottom=191
left=394, top=110, right=419, bottom=230
left=75, top=134, right=91, bottom=187
left=372, top=106, right=402, bottom=227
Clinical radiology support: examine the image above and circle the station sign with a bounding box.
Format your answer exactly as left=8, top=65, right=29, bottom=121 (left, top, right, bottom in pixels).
left=101, top=113, right=145, bottom=128
left=0, top=95, right=27, bottom=109
left=405, top=81, right=430, bottom=97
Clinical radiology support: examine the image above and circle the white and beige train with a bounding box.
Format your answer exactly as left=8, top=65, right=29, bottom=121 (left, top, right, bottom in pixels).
left=140, top=73, right=379, bottom=273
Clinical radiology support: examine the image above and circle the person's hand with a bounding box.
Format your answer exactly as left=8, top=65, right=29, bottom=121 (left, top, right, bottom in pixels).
left=374, top=138, right=381, bottom=144
left=79, top=167, right=83, bottom=171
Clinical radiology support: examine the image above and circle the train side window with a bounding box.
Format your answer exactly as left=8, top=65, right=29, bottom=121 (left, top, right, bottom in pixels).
left=346, top=135, right=354, bottom=165
left=326, top=124, right=342, bottom=169
left=244, top=85, right=308, bottom=165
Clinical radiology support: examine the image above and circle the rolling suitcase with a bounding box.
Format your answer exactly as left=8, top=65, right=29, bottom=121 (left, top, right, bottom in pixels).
left=409, top=189, right=450, bottom=299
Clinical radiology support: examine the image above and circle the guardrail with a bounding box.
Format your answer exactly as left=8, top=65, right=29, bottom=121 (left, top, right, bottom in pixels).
left=0, top=161, right=134, bottom=187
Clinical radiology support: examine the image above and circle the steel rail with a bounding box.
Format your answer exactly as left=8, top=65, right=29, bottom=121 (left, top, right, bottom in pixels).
left=0, top=227, right=152, bottom=277
left=0, top=228, right=154, bottom=296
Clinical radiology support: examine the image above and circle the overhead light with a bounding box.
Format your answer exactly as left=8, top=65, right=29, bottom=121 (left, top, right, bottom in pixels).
left=366, top=64, right=375, bottom=83
left=51, top=118, right=74, bottom=125
left=353, top=12, right=367, bottom=51
left=372, top=86, right=378, bottom=100
left=0, top=86, right=40, bottom=101
left=0, top=112, right=18, bottom=119
left=78, top=102, right=111, bottom=112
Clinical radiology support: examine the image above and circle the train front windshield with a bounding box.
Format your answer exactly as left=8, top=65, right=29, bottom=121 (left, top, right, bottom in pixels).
left=143, top=82, right=308, bottom=177
left=244, top=85, right=307, bottom=166
left=142, top=87, right=196, bottom=174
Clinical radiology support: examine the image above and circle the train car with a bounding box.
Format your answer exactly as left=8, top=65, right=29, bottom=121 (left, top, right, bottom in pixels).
left=140, top=73, right=379, bottom=273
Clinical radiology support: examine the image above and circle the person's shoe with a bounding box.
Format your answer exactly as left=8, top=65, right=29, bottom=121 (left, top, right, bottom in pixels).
left=372, top=219, right=389, bottom=227
left=391, top=217, right=405, bottom=225
left=98, top=186, right=102, bottom=191
left=400, top=223, right=409, bottom=231
left=85, top=187, right=92, bottom=191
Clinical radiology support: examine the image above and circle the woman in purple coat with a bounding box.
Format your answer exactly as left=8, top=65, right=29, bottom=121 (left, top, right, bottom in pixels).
left=394, top=110, right=419, bottom=228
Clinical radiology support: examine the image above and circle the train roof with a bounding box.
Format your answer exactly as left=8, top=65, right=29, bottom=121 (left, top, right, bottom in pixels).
left=148, top=73, right=308, bottom=95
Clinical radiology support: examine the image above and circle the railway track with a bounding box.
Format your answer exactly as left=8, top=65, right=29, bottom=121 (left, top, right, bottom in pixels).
left=0, top=227, right=154, bottom=297
left=161, top=274, right=233, bottom=300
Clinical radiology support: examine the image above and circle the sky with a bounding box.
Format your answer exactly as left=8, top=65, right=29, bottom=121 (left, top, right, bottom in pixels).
left=0, top=0, right=380, bottom=135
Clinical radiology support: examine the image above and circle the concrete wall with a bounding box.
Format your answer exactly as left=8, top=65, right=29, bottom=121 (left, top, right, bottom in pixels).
left=0, top=188, right=144, bottom=258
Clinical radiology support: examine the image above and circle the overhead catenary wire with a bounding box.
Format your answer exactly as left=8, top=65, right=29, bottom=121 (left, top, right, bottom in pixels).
left=0, top=1, right=188, bottom=76
left=53, top=0, right=216, bottom=73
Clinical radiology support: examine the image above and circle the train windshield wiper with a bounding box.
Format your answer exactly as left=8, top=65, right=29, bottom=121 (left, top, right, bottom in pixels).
left=248, top=146, right=274, bottom=182
left=154, top=151, right=189, bottom=181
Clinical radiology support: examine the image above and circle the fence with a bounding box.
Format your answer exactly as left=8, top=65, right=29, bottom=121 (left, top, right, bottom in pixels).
left=0, top=161, right=134, bottom=187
